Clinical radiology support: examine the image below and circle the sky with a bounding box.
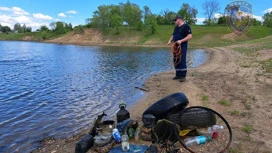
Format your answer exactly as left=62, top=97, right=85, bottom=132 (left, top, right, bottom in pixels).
left=0, top=0, right=272, bottom=30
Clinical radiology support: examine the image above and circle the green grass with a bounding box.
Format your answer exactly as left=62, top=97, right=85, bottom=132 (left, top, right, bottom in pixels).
left=242, top=125, right=252, bottom=133
left=260, top=59, right=272, bottom=73
left=202, top=95, right=208, bottom=101
left=1, top=25, right=272, bottom=49
left=0, top=31, right=67, bottom=41
left=219, top=99, right=232, bottom=106
left=230, top=110, right=240, bottom=116
left=228, top=148, right=243, bottom=153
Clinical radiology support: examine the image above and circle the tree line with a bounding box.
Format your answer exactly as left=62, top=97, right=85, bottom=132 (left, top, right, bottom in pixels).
left=86, top=1, right=198, bottom=34
left=86, top=0, right=272, bottom=34
left=1, top=0, right=272, bottom=35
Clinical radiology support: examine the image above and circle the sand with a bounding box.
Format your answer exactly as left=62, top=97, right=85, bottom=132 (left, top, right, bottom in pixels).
left=33, top=46, right=272, bottom=153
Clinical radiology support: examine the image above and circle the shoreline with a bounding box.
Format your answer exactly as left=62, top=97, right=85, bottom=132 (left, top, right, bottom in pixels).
left=34, top=45, right=272, bottom=152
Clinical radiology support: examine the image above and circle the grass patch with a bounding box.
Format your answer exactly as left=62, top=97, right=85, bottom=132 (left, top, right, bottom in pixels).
left=241, top=125, right=252, bottom=133
left=219, top=99, right=232, bottom=106
left=1, top=25, right=272, bottom=48
left=230, top=110, right=240, bottom=116
left=228, top=147, right=243, bottom=153
left=202, top=95, right=209, bottom=101
left=260, top=59, right=272, bottom=73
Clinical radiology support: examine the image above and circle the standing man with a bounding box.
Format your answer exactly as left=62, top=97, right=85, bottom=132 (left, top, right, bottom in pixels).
left=167, top=15, right=192, bottom=82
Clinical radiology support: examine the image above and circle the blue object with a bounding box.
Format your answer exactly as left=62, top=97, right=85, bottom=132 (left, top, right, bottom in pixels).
left=116, top=118, right=132, bottom=134
left=112, top=128, right=121, bottom=143
left=196, top=136, right=206, bottom=145
left=109, top=144, right=149, bottom=153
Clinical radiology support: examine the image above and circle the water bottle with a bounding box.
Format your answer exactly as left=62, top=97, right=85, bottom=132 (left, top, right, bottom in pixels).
left=116, top=102, right=130, bottom=123
left=122, top=133, right=130, bottom=151
left=208, top=125, right=224, bottom=139
left=208, top=125, right=224, bottom=133
left=128, top=128, right=135, bottom=138
left=134, top=127, right=141, bottom=141
left=184, top=135, right=211, bottom=147
left=112, top=128, right=121, bottom=143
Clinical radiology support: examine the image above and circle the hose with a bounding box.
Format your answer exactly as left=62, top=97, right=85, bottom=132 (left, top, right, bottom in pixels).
left=171, top=42, right=182, bottom=68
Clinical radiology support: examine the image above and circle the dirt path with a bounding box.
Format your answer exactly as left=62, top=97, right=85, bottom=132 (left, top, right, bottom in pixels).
left=33, top=47, right=272, bottom=153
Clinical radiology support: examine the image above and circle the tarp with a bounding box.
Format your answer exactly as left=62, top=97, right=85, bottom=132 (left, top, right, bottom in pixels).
left=108, top=144, right=149, bottom=153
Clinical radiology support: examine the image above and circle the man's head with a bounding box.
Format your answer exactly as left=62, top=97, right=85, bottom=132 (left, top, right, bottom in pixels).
left=173, top=15, right=183, bottom=26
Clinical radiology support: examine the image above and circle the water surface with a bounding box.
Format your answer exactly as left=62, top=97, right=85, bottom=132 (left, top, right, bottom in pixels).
left=0, top=41, right=209, bottom=152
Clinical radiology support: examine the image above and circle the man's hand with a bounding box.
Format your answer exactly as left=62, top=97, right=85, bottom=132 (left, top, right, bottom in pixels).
left=167, top=41, right=172, bottom=45
left=176, top=40, right=183, bottom=45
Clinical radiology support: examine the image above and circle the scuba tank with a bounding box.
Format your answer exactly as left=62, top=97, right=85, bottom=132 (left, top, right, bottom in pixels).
left=116, top=102, right=130, bottom=123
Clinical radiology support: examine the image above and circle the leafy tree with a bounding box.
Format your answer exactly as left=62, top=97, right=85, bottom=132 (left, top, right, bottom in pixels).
left=111, top=14, right=123, bottom=34
left=1, top=26, right=11, bottom=33
left=252, top=18, right=261, bottom=26
left=202, top=0, right=220, bottom=25
left=22, top=24, right=26, bottom=33
left=143, top=6, right=152, bottom=20
left=160, top=9, right=176, bottom=25
left=136, top=20, right=144, bottom=31
left=156, top=15, right=166, bottom=25
left=40, top=25, right=49, bottom=31
left=145, top=14, right=158, bottom=34
left=74, top=25, right=84, bottom=34
left=93, top=5, right=111, bottom=29
left=217, top=15, right=227, bottom=25
left=263, top=12, right=272, bottom=27
left=0, top=24, right=2, bottom=31
left=178, top=3, right=198, bottom=25
left=26, top=27, right=32, bottom=32
left=68, top=23, right=73, bottom=30
left=64, top=23, right=73, bottom=32
left=14, top=23, right=22, bottom=32
left=55, top=21, right=66, bottom=34
left=120, top=1, right=142, bottom=29
left=49, top=22, right=56, bottom=30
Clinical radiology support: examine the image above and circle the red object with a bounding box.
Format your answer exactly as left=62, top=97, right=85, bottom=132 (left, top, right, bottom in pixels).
left=212, top=132, right=218, bottom=139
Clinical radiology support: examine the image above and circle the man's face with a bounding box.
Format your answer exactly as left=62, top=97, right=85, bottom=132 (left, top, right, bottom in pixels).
left=174, top=18, right=182, bottom=26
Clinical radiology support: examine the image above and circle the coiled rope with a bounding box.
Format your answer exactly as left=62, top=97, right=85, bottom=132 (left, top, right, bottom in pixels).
left=171, top=42, right=182, bottom=67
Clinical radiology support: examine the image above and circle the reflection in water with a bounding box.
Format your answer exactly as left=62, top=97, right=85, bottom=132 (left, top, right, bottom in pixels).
left=0, top=41, right=209, bottom=152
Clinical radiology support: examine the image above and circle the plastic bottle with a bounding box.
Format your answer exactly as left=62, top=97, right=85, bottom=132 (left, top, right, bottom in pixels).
left=128, top=128, right=135, bottom=138
left=134, top=127, right=141, bottom=141
left=184, top=135, right=211, bottom=147
left=112, top=128, right=121, bottom=143
left=208, top=125, right=224, bottom=139
left=116, top=102, right=130, bottom=123
left=122, top=133, right=130, bottom=151
left=208, top=125, right=224, bottom=133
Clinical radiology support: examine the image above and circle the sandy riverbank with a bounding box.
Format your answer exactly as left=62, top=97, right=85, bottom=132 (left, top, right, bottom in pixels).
left=33, top=46, right=272, bottom=153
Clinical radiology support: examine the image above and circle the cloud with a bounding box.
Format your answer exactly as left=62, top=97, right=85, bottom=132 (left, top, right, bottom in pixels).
left=0, top=6, right=29, bottom=15
left=11, top=7, right=29, bottom=15
left=263, top=8, right=272, bottom=14
left=214, top=13, right=223, bottom=18
left=13, top=15, right=32, bottom=23
left=0, top=6, right=51, bottom=30
left=33, top=13, right=53, bottom=20
left=0, top=7, right=11, bottom=11
left=58, top=13, right=67, bottom=17
left=196, top=18, right=206, bottom=25
left=253, top=15, right=263, bottom=22
left=66, top=10, right=77, bottom=14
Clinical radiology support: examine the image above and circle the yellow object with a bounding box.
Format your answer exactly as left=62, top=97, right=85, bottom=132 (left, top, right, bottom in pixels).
left=179, top=129, right=192, bottom=136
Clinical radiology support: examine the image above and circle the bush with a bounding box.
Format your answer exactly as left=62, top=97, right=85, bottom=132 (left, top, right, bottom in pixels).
left=74, top=25, right=84, bottom=34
